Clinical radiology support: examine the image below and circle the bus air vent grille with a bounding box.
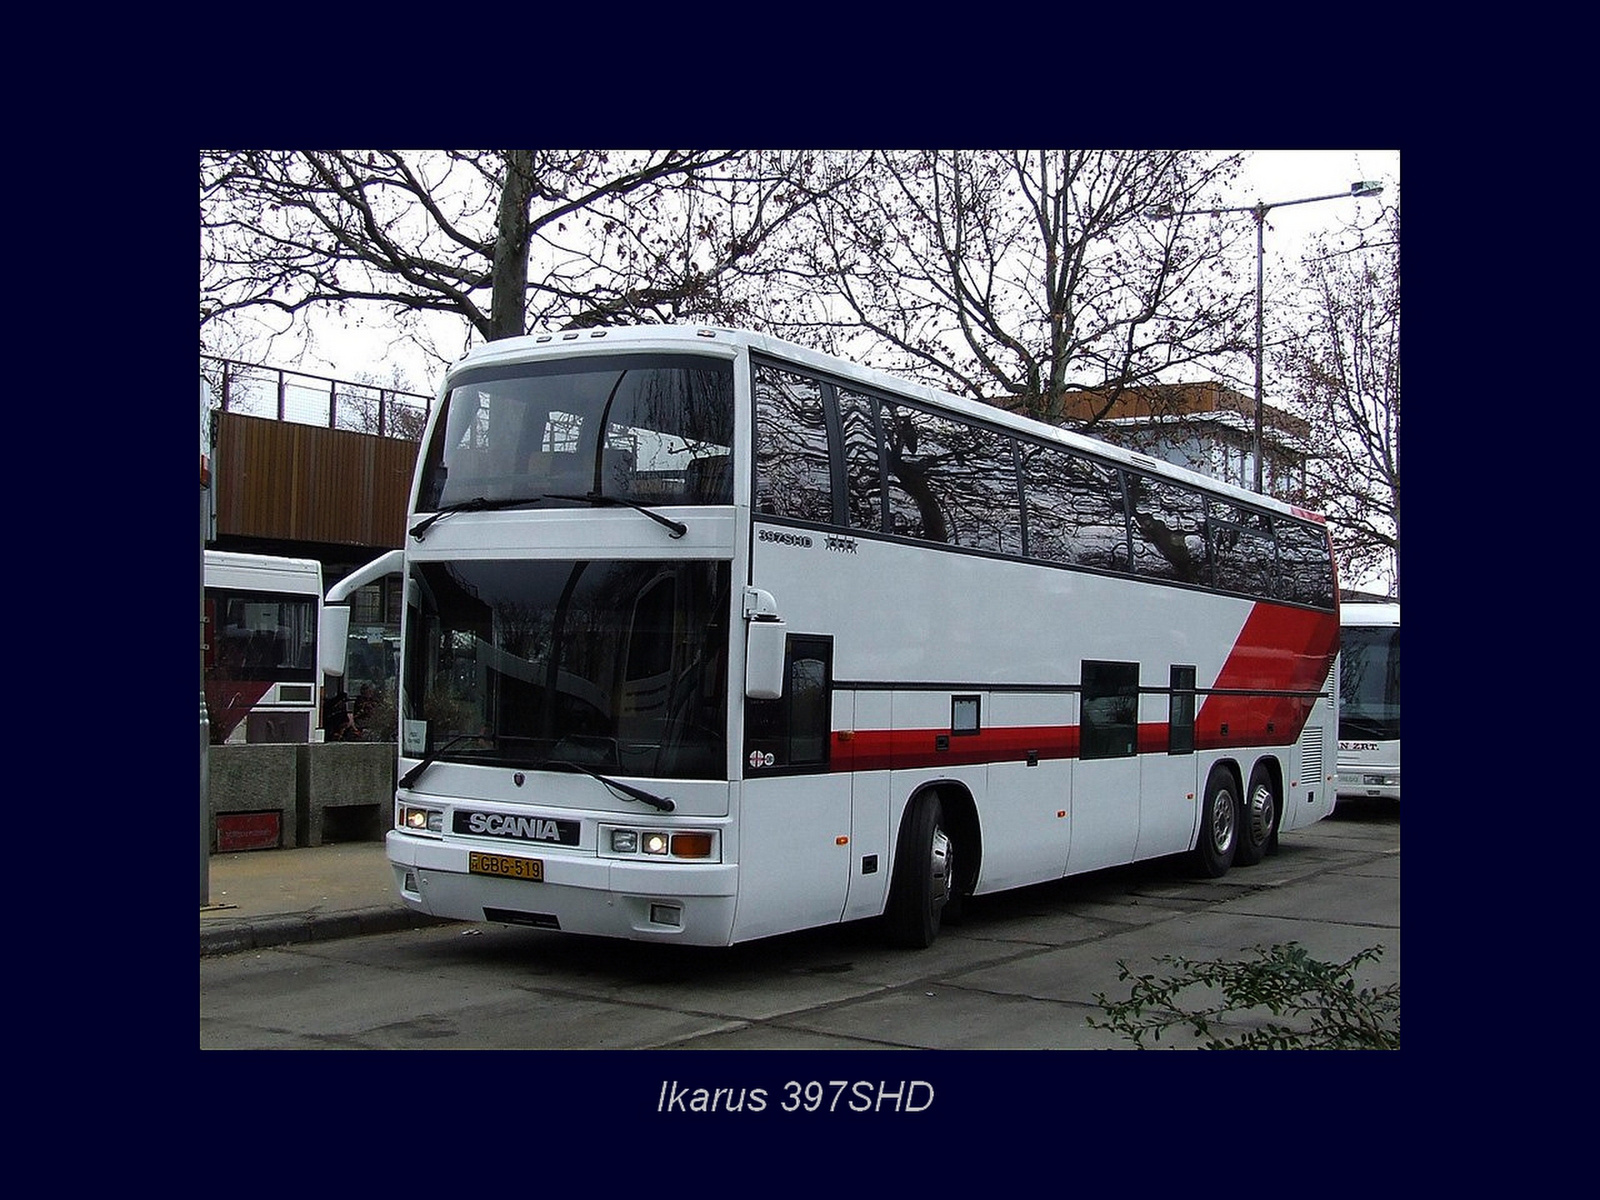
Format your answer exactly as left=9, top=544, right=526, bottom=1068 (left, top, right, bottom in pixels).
left=1300, top=727, right=1324, bottom=782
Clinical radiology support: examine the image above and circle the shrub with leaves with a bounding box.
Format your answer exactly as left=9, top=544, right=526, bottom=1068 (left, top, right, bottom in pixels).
left=1089, top=941, right=1399, bottom=1050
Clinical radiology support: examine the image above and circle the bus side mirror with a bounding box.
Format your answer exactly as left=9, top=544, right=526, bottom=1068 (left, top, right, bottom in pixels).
left=746, top=618, right=788, bottom=700
left=320, top=605, right=351, bottom=678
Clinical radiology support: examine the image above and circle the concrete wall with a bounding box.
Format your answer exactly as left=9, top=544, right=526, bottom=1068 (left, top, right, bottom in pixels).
left=208, top=742, right=394, bottom=851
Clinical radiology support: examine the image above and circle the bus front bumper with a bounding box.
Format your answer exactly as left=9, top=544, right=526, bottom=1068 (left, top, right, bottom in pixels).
left=386, top=830, right=740, bottom=945
left=1336, top=770, right=1400, bottom=802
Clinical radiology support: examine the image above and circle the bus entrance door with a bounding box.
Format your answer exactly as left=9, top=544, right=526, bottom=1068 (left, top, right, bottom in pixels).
left=1066, top=662, right=1141, bottom=873
left=734, top=636, right=850, bottom=942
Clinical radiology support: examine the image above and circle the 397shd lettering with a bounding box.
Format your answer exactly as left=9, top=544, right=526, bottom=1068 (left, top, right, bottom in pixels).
left=656, top=1079, right=933, bottom=1114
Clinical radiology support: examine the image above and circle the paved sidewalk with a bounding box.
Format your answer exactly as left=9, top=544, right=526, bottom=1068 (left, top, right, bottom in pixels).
left=200, top=841, right=449, bottom=957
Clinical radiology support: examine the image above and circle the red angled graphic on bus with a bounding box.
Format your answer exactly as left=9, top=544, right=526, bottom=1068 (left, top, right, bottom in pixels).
left=204, top=679, right=274, bottom=743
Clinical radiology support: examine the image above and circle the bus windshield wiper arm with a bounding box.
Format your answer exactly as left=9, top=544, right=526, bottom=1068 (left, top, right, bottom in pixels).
left=410, top=496, right=547, bottom=540
left=540, top=759, right=675, bottom=812
left=412, top=494, right=684, bottom=540
left=544, top=493, right=687, bottom=539
left=399, top=734, right=488, bottom=790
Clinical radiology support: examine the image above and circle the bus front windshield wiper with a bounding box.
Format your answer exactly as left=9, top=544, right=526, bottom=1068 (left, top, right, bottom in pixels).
left=399, top=733, right=494, bottom=790
left=544, top=493, right=687, bottom=539
left=412, top=493, right=686, bottom=540
left=539, top=759, right=676, bottom=812
left=410, top=496, right=550, bottom=540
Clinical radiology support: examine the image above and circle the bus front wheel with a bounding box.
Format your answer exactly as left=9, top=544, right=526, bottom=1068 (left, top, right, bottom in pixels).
left=884, top=792, right=953, bottom=948
left=1189, top=769, right=1239, bottom=878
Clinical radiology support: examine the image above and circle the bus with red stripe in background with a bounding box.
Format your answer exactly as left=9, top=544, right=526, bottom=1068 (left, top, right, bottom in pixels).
left=203, top=550, right=323, bottom=745
left=348, top=326, right=1340, bottom=948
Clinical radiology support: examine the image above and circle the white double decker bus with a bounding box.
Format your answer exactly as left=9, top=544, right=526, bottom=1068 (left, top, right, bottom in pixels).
left=376, top=326, right=1340, bottom=948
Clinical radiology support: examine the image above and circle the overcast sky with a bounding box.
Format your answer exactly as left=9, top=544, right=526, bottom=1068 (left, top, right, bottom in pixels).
left=264, top=149, right=1399, bottom=391
left=1232, top=148, right=1398, bottom=258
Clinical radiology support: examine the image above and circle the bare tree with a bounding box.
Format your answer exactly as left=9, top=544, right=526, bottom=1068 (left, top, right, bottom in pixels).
left=201, top=150, right=826, bottom=376
left=1276, top=204, right=1400, bottom=596
left=768, top=150, right=1254, bottom=427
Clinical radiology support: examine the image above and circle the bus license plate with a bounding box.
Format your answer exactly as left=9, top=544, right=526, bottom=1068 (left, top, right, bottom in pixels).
left=468, top=852, right=544, bottom=882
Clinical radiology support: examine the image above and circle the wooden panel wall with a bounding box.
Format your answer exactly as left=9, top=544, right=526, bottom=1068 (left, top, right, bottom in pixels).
left=215, top=413, right=419, bottom=548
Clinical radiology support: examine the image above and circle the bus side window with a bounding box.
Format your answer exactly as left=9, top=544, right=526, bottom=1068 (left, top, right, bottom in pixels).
left=744, top=636, right=833, bottom=773
left=754, top=365, right=832, bottom=521
left=1276, top=518, right=1336, bottom=608
left=1169, top=665, right=1196, bottom=754
left=838, top=388, right=885, bottom=533
left=1022, top=444, right=1129, bottom=573
left=1081, top=660, right=1139, bottom=759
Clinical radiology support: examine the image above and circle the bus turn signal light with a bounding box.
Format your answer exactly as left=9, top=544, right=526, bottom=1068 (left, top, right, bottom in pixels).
left=670, top=832, right=714, bottom=859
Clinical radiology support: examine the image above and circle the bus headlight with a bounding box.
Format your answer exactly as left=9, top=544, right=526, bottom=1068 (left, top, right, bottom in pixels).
left=400, top=804, right=444, bottom=835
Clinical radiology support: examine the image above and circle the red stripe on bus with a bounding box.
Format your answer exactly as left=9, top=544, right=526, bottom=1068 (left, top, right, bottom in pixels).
left=830, top=718, right=1297, bottom=772
left=1196, top=604, right=1338, bottom=751
left=826, top=603, right=1338, bottom=773
left=834, top=724, right=1079, bottom=773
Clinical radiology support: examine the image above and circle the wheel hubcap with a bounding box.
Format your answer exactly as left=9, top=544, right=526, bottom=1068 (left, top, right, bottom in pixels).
left=1248, top=783, right=1275, bottom=844
left=1212, top=790, right=1236, bottom=854
left=930, top=827, right=952, bottom=906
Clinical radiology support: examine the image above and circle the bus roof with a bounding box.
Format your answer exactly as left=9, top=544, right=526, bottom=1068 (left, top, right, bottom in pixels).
left=442, top=325, right=1328, bottom=525
left=204, top=550, right=324, bottom=593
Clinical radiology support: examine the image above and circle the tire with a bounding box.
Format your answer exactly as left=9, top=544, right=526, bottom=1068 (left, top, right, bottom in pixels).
left=1188, top=768, right=1239, bottom=878
left=883, top=792, right=954, bottom=948
left=1234, top=766, right=1278, bottom=867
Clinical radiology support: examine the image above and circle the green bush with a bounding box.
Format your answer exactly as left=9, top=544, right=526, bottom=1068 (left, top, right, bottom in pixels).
left=1089, top=941, right=1399, bottom=1050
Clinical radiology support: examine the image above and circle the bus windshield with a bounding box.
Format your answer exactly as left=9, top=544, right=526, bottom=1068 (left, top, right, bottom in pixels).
left=417, top=353, right=734, bottom=512
left=404, top=558, right=730, bottom=781
left=1338, top=625, right=1400, bottom=741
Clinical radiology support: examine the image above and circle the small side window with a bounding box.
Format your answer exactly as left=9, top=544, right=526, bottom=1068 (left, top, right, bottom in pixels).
left=1169, top=665, right=1196, bottom=755
left=744, top=636, right=833, bottom=773
left=952, top=695, right=981, bottom=736
left=1081, top=660, right=1139, bottom=760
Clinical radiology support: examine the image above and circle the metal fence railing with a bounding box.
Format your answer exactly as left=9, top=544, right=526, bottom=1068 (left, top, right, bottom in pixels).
left=201, top=356, right=433, bottom=441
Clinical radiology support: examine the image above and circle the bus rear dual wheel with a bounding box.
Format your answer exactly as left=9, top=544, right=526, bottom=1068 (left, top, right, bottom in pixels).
left=1192, top=766, right=1279, bottom=877
left=1236, top=767, right=1280, bottom=866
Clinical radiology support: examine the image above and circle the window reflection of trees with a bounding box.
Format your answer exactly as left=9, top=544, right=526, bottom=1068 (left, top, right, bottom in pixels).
left=747, top=358, right=1333, bottom=610
left=1276, top=520, right=1335, bottom=609
left=1126, top=473, right=1208, bottom=585
left=1022, top=444, right=1128, bottom=572
left=881, top=402, right=1022, bottom=554
left=838, top=388, right=885, bottom=532
left=1210, top=503, right=1276, bottom=598
left=754, top=365, right=832, bottom=521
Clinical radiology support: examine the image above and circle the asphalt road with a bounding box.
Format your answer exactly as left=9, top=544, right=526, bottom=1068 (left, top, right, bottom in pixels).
left=199, top=798, right=1398, bottom=1052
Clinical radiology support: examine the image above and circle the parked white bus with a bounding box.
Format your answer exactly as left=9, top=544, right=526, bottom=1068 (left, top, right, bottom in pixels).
left=1336, top=601, right=1400, bottom=802
left=370, top=326, right=1340, bottom=947
left=203, top=550, right=323, bottom=744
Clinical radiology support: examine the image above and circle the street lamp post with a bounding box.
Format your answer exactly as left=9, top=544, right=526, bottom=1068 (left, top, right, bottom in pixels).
left=1156, top=180, right=1384, bottom=493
